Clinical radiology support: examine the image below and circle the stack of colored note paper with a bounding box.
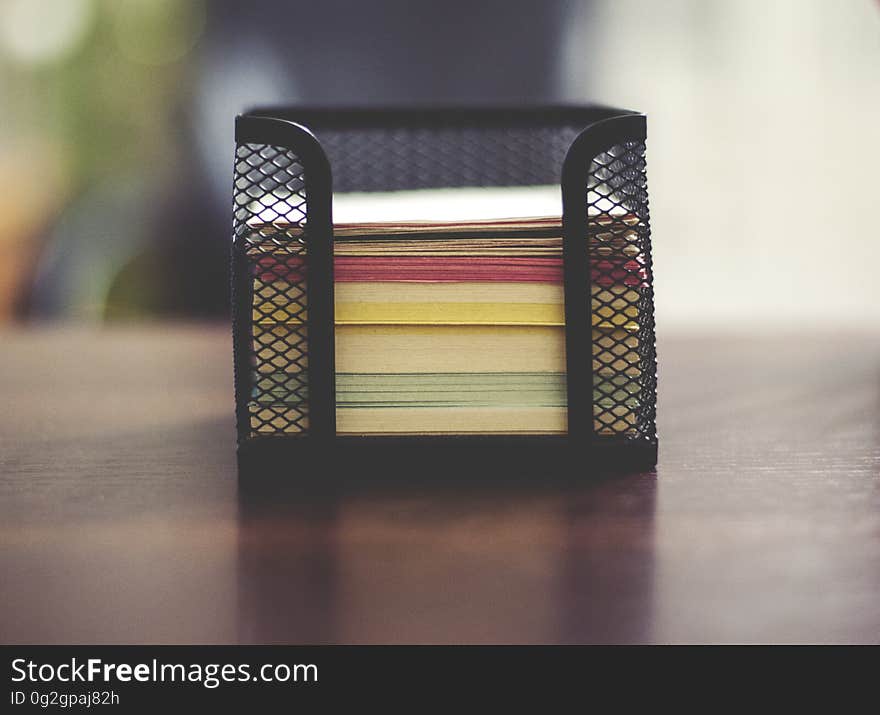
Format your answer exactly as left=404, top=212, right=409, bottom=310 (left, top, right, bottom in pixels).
left=248, top=186, right=646, bottom=436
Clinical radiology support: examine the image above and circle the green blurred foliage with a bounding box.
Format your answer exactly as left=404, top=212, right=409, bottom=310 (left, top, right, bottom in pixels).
left=0, top=0, right=206, bottom=319
left=1, top=0, right=204, bottom=191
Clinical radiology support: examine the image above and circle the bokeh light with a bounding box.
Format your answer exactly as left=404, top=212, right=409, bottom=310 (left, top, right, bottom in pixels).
left=111, top=0, right=205, bottom=66
left=0, top=0, right=95, bottom=65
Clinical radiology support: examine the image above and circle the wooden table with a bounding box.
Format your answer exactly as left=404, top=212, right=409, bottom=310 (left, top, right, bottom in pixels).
left=2, top=326, right=879, bottom=644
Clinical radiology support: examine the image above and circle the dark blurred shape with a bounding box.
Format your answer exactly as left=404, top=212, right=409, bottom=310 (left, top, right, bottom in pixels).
left=13, top=0, right=576, bottom=321
left=207, top=0, right=570, bottom=104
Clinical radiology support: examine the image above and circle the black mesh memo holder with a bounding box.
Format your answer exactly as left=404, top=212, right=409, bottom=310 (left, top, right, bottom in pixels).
left=232, top=106, right=658, bottom=475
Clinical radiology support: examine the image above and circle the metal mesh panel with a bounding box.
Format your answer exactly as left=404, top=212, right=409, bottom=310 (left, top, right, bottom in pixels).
left=233, top=142, right=309, bottom=439
left=587, top=141, right=657, bottom=441
left=317, top=125, right=582, bottom=192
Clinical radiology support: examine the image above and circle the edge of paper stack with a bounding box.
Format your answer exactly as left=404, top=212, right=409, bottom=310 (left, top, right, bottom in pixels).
left=246, top=186, right=646, bottom=437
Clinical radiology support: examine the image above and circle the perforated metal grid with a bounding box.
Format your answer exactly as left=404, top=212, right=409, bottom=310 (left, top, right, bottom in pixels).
left=587, top=141, right=657, bottom=441
left=233, top=142, right=309, bottom=439
left=317, top=125, right=582, bottom=192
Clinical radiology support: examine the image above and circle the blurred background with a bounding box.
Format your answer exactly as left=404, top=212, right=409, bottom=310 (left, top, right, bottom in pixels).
left=0, top=0, right=878, bottom=329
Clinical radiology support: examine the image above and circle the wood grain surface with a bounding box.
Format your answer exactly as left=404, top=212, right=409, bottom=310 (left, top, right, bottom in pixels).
left=1, top=325, right=879, bottom=644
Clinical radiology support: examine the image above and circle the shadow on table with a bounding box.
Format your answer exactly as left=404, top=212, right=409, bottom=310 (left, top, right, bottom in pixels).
left=236, top=459, right=657, bottom=644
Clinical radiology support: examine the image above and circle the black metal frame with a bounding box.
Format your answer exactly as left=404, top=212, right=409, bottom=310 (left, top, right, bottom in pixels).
left=232, top=105, right=658, bottom=475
